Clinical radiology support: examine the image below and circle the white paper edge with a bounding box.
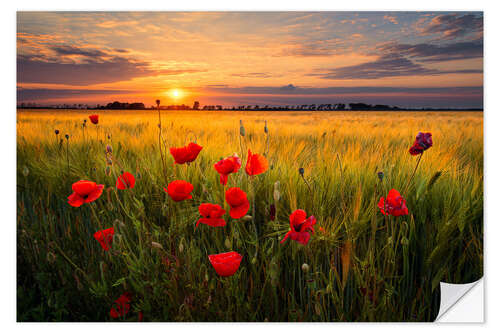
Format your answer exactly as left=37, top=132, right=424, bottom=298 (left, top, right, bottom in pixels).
left=435, top=278, right=484, bottom=322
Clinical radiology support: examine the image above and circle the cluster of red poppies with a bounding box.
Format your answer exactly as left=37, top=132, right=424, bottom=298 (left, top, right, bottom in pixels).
left=66, top=115, right=432, bottom=319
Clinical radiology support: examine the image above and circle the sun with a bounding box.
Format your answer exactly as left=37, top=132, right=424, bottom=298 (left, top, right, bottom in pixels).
left=168, top=89, right=183, bottom=100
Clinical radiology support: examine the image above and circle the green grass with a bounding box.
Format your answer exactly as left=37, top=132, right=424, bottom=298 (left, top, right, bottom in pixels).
left=17, top=110, right=483, bottom=321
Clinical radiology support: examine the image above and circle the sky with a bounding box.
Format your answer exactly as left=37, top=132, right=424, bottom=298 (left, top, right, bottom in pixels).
left=16, top=11, right=483, bottom=108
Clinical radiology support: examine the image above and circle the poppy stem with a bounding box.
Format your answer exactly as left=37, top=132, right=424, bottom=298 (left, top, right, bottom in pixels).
left=89, top=202, right=103, bottom=230
left=157, top=105, right=168, bottom=181
left=51, top=241, right=89, bottom=282
left=66, top=139, right=70, bottom=176
left=250, top=177, right=259, bottom=259
left=300, top=174, right=313, bottom=194
left=403, top=152, right=423, bottom=195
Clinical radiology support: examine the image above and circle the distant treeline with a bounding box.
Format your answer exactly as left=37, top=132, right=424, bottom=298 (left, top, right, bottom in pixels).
left=17, top=101, right=483, bottom=111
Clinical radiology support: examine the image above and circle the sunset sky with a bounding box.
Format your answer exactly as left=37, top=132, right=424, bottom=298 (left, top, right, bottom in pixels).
left=16, top=11, right=483, bottom=108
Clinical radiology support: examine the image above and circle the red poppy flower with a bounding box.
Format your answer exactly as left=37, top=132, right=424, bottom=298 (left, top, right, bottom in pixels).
left=196, top=203, right=226, bottom=227
left=94, top=227, right=114, bottom=251
left=164, top=180, right=194, bottom=202
left=378, top=189, right=409, bottom=216
left=116, top=172, right=136, bottom=190
left=169, top=142, right=203, bottom=164
left=281, top=209, right=317, bottom=245
left=89, top=114, right=99, bottom=125
left=225, top=187, right=250, bottom=219
left=214, top=155, right=241, bottom=185
left=208, top=251, right=243, bottom=277
left=409, top=132, right=432, bottom=155
left=245, top=149, right=268, bottom=176
left=67, top=180, right=104, bottom=207
left=110, top=292, right=132, bottom=318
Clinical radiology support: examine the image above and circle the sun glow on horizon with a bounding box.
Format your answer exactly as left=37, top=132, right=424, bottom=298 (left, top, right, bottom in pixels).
left=167, top=89, right=184, bottom=100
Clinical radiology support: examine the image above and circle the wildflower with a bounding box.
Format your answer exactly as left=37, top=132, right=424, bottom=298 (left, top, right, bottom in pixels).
left=409, top=132, right=432, bottom=155
left=196, top=203, right=226, bottom=227
left=116, top=172, right=136, bottom=190
left=377, top=171, right=384, bottom=181
left=245, top=149, right=268, bottom=176
left=106, top=144, right=113, bottom=153
left=378, top=189, right=409, bottom=216
left=214, top=155, right=241, bottom=185
left=94, top=227, right=114, bottom=251
left=299, top=167, right=305, bottom=176
left=65, top=134, right=69, bottom=140
left=110, top=292, right=132, bottom=319
left=225, top=187, right=250, bottom=219
left=264, top=120, right=268, bottom=134
left=208, top=251, right=243, bottom=277
left=169, top=142, right=203, bottom=164
left=89, top=114, right=99, bottom=125
left=164, top=180, right=194, bottom=202
left=281, top=209, right=317, bottom=245
left=55, top=129, right=59, bottom=135
left=67, top=180, right=104, bottom=207
left=301, top=263, right=310, bottom=273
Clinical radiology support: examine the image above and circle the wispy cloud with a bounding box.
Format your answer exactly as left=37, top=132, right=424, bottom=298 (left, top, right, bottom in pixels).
left=419, top=13, right=483, bottom=39
left=383, top=15, right=399, bottom=25
left=377, top=40, right=483, bottom=62
left=308, top=55, right=481, bottom=80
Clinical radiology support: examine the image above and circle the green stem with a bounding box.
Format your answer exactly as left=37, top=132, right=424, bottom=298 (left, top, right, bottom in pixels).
left=403, top=152, right=423, bottom=195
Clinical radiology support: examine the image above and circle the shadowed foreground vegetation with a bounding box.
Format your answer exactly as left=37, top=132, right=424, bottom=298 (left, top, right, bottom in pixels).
left=17, top=110, right=483, bottom=321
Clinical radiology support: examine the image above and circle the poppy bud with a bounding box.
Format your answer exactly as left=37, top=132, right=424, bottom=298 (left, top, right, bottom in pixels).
left=151, top=242, right=163, bottom=250
left=46, top=251, right=56, bottom=263
left=377, top=171, right=384, bottom=181
left=22, top=165, right=29, bottom=177
left=224, top=237, right=232, bottom=249
left=239, top=120, right=245, bottom=136
left=106, top=144, right=113, bottom=153
left=264, top=120, right=268, bottom=134
left=299, top=167, right=305, bottom=176
left=55, top=129, right=59, bottom=135
left=273, top=181, right=280, bottom=202
left=242, top=215, right=253, bottom=222
left=251, top=257, right=258, bottom=265
left=269, top=204, right=276, bottom=221
left=301, top=263, right=310, bottom=273
left=65, top=134, right=69, bottom=139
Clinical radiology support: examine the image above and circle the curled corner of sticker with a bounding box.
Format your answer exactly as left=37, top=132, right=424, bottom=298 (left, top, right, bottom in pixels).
left=435, top=278, right=483, bottom=322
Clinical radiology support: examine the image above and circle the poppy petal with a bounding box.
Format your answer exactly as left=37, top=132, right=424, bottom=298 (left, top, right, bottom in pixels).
left=84, top=184, right=104, bottom=203
left=68, top=192, right=84, bottom=207
left=229, top=201, right=250, bottom=219
left=197, top=218, right=226, bottom=227
left=72, top=180, right=97, bottom=196
left=116, top=172, right=135, bottom=190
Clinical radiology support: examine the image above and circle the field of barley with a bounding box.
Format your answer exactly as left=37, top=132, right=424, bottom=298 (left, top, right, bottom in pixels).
left=16, top=109, right=483, bottom=322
